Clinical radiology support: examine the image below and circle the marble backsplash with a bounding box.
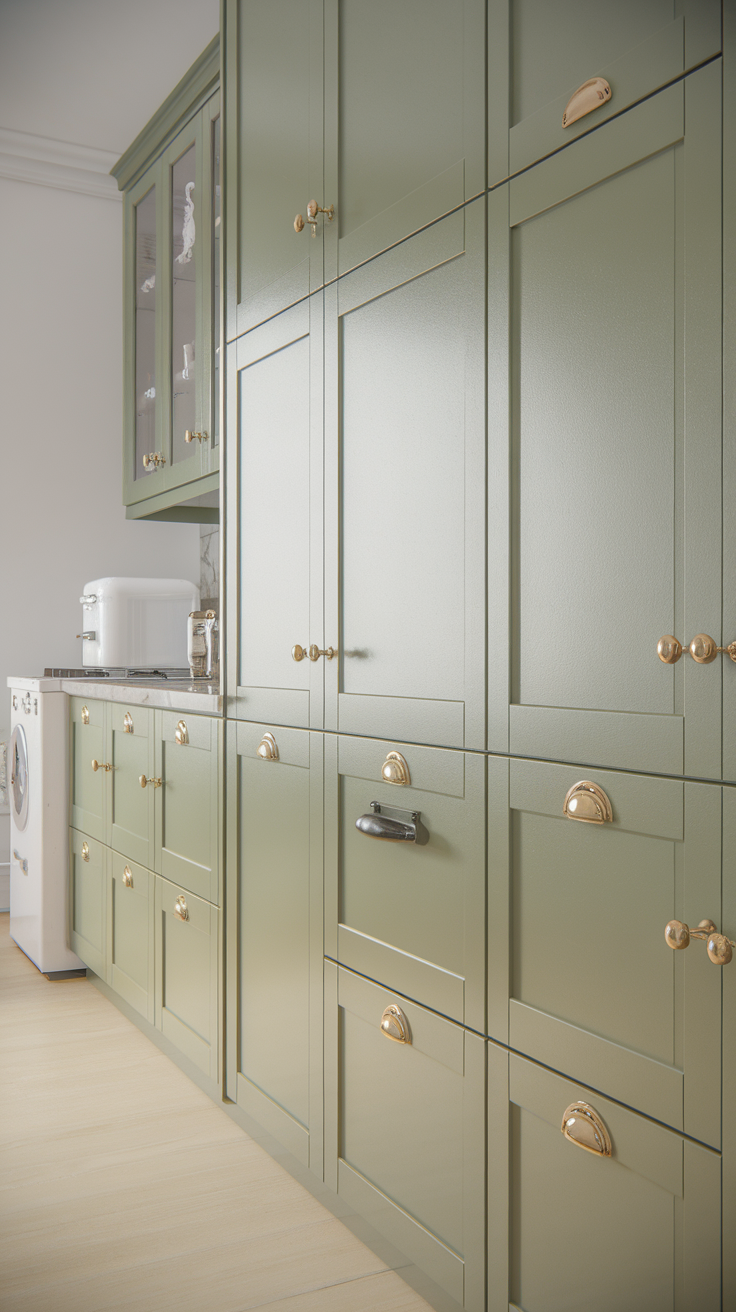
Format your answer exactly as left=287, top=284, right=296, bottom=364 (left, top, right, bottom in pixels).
left=200, top=525, right=220, bottom=614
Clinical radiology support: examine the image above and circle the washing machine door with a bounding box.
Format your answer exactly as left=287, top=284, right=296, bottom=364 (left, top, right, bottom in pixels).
left=9, top=724, right=29, bottom=831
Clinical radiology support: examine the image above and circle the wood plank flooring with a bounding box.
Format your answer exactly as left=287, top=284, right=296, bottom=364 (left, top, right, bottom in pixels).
left=0, top=915, right=433, bottom=1312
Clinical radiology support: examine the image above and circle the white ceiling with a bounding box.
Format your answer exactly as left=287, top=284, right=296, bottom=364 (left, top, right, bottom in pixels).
left=0, top=0, right=219, bottom=156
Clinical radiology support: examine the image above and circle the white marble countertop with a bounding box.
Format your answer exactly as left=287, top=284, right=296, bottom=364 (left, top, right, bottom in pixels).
left=59, top=679, right=223, bottom=715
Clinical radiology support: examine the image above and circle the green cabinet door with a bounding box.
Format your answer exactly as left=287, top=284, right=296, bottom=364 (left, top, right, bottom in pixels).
left=225, top=0, right=324, bottom=339
left=69, top=698, right=107, bottom=841
left=488, top=67, right=723, bottom=778
left=324, top=200, right=486, bottom=749
left=155, top=875, right=218, bottom=1081
left=487, top=756, right=723, bottom=1148
left=226, top=296, right=324, bottom=728
left=69, top=829, right=107, bottom=976
left=325, top=734, right=486, bottom=1031
left=325, top=963, right=486, bottom=1312
left=109, top=704, right=154, bottom=868
left=226, top=722, right=323, bottom=1174
left=486, top=1046, right=721, bottom=1312
left=323, top=0, right=486, bottom=282
left=492, top=0, right=721, bottom=182
left=108, top=852, right=154, bottom=1023
left=155, top=711, right=219, bottom=903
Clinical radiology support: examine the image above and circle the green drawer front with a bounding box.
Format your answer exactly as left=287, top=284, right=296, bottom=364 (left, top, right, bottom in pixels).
left=109, top=852, right=154, bottom=1023
left=326, top=735, right=486, bottom=1031
left=69, top=828, right=107, bottom=976
left=488, top=757, right=722, bottom=1149
left=155, top=875, right=218, bottom=1081
left=155, top=711, right=219, bottom=903
left=326, top=963, right=486, bottom=1312
left=110, top=704, right=154, bottom=867
left=487, top=1048, right=721, bottom=1312
left=70, top=698, right=107, bottom=841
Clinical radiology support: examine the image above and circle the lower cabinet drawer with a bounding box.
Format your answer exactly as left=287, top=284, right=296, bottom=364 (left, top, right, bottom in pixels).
left=155, top=876, right=218, bottom=1081
left=109, top=852, right=154, bottom=1023
left=326, top=963, right=486, bottom=1312
left=488, top=1048, right=721, bottom=1312
left=70, top=829, right=106, bottom=975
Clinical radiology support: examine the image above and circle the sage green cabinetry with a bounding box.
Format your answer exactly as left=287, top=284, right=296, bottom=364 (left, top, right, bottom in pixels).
left=487, top=1046, right=721, bottom=1312
left=325, top=735, right=486, bottom=1031
left=108, top=852, right=154, bottom=1024
left=325, top=963, right=486, bottom=1312
left=226, top=722, right=323, bottom=1173
left=109, top=704, right=154, bottom=868
left=69, top=829, right=107, bottom=976
left=113, top=41, right=220, bottom=521
left=488, top=65, right=724, bottom=779
left=155, top=710, right=219, bottom=903
left=70, top=698, right=106, bottom=841
left=155, top=876, right=219, bottom=1081
left=227, top=202, right=487, bottom=749
left=225, top=0, right=486, bottom=338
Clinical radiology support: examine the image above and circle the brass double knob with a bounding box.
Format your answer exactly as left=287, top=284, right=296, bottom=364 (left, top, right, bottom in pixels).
left=292, top=643, right=337, bottom=662
left=657, top=633, right=736, bottom=664
left=139, top=774, right=163, bottom=789
left=293, top=199, right=335, bottom=236
left=91, top=759, right=112, bottom=772
left=665, top=917, right=735, bottom=965
left=184, top=430, right=207, bottom=444
left=142, top=452, right=166, bottom=470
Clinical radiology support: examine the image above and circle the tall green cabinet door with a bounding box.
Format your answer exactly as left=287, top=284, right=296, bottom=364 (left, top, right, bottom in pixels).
left=154, top=711, right=219, bottom=903
left=487, top=756, right=723, bottom=1149
left=325, top=735, right=486, bottom=1032
left=225, top=722, right=323, bottom=1175
left=70, top=698, right=107, bottom=842
left=69, top=829, right=107, bottom=977
left=492, top=0, right=721, bottom=182
left=721, top=785, right=736, bottom=1306
left=324, top=200, right=486, bottom=750
left=226, top=296, right=324, bottom=729
left=488, top=67, right=723, bottom=779
left=322, top=0, right=486, bottom=282
left=109, top=705, right=154, bottom=868
left=486, top=1047, right=721, bottom=1312
left=224, top=0, right=324, bottom=339
left=325, top=964, right=486, bottom=1312
left=155, top=876, right=218, bottom=1081
left=108, top=852, right=154, bottom=1023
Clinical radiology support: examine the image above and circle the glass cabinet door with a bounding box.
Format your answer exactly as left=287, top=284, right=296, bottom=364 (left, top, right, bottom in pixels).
left=164, top=119, right=203, bottom=488
left=208, top=97, right=221, bottom=469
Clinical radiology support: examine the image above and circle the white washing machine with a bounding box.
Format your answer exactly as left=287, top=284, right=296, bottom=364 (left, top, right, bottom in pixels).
left=8, top=677, right=83, bottom=976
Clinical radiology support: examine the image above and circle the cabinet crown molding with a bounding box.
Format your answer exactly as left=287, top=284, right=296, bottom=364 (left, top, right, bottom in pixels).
left=0, top=126, right=120, bottom=201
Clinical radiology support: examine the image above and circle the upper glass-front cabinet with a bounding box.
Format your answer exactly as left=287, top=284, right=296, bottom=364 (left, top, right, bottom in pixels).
left=114, top=39, right=220, bottom=520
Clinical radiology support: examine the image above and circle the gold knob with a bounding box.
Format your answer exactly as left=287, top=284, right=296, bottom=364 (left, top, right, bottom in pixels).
left=308, top=644, right=337, bottom=661
left=139, top=775, right=162, bottom=788
left=294, top=213, right=305, bottom=233
left=306, top=199, right=334, bottom=222
left=175, top=720, right=189, bottom=746
left=657, top=633, right=736, bottom=664
left=122, top=866, right=133, bottom=888
left=174, top=895, right=189, bottom=921
left=292, top=644, right=307, bottom=662
left=665, top=917, right=734, bottom=964
left=81, top=842, right=90, bottom=863
left=380, top=1004, right=411, bottom=1044
left=185, top=430, right=207, bottom=443
left=91, top=759, right=111, bottom=772
left=143, top=452, right=166, bottom=470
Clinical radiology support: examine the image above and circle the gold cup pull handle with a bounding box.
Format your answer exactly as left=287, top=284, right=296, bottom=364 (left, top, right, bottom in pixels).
left=562, top=77, right=612, bottom=129
left=175, top=720, right=189, bottom=746
left=81, top=842, right=90, bottom=863
left=561, top=1102, right=612, bottom=1155
left=657, top=633, right=736, bottom=664
left=174, top=896, right=189, bottom=921
left=257, top=732, right=279, bottom=760
left=665, top=918, right=734, bottom=965
left=380, top=1004, right=411, bottom=1045
left=122, top=866, right=133, bottom=888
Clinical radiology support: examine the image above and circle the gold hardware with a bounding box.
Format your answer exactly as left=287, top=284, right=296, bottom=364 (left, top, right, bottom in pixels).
left=139, top=774, right=162, bottom=789
left=381, top=751, right=411, bottom=787
left=292, top=644, right=307, bottom=662
left=665, top=917, right=734, bottom=965
left=175, top=720, right=189, bottom=746
left=563, top=780, right=613, bottom=825
left=257, top=732, right=279, bottom=761
left=122, top=866, right=133, bottom=888
left=123, top=713, right=134, bottom=734
left=657, top=633, right=736, bottom=664
left=184, top=430, right=207, bottom=443
left=142, top=452, right=166, bottom=470
left=294, top=213, right=305, bottom=233
left=561, top=1102, right=612, bottom=1156
left=81, top=842, right=90, bottom=863
left=562, top=77, right=612, bottom=128
left=380, top=1004, right=411, bottom=1045
left=294, top=201, right=335, bottom=238
left=91, top=758, right=112, bottom=773
left=308, top=644, right=337, bottom=662
left=81, top=705, right=90, bottom=725
left=174, top=895, right=189, bottom=921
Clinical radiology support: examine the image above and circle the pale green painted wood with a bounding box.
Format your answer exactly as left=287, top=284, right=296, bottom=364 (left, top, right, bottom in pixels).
left=724, top=4, right=736, bottom=789
left=507, top=1052, right=720, bottom=1311
left=154, top=874, right=218, bottom=1080
left=226, top=296, right=324, bottom=729
left=123, top=160, right=166, bottom=507
left=201, top=90, right=221, bottom=478
left=225, top=0, right=324, bottom=340
left=325, top=964, right=486, bottom=1311
left=493, top=69, right=723, bottom=780
left=322, top=0, right=486, bottom=283
left=486, top=1040, right=509, bottom=1312
left=323, top=200, right=487, bottom=751
left=108, top=851, right=154, bottom=1023
left=109, top=704, right=154, bottom=868
left=69, top=697, right=107, bottom=841
left=498, top=758, right=721, bottom=1147
left=225, top=721, right=323, bottom=1177
left=325, top=734, right=486, bottom=1032
left=154, top=710, right=219, bottom=903
left=721, top=782, right=736, bottom=1305
left=69, top=829, right=107, bottom=976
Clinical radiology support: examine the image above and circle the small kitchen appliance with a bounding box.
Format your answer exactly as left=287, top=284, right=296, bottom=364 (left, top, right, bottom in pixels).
left=187, top=610, right=218, bottom=678
left=77, top=577, right=199, bottom=672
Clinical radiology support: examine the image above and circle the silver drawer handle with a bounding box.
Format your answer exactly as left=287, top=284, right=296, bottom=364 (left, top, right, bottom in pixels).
left=174, top=896, right=189, bottom=921
left=355, top=802, right=427, bottom=845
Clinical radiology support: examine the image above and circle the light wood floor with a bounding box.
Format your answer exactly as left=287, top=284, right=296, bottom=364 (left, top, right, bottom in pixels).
left=0, top=914, right=433, bottom=1312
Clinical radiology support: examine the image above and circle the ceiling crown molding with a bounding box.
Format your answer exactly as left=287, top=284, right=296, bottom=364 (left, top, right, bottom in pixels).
left=0, top=127, right=121, bottom=201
